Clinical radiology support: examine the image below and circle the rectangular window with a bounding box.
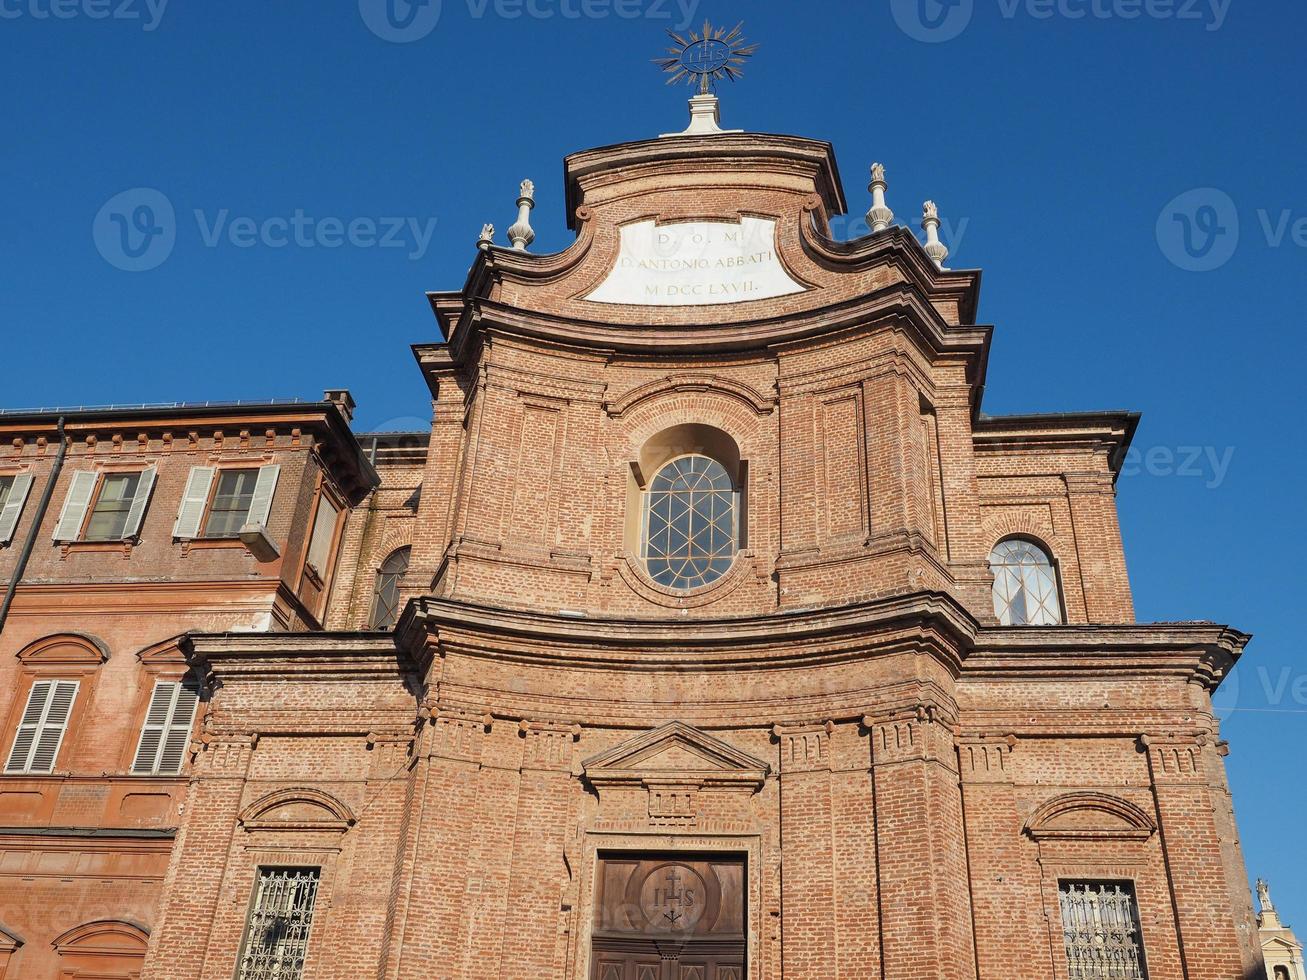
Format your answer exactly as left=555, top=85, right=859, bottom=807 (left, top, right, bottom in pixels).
left=237, top=867, right=321, bottom=980
left=83, top=471, right=142, bottom=541
left=1060, top=880, right=1148, bottom=980
left=130, top=680, right=200, bottom=775
left=304, top=495, right=340, bottom=577
left=5, top=680, right=79, bottom=774
left=0, top=475, right=13, bottom=509
left=204, top=468, right=260, bottom=538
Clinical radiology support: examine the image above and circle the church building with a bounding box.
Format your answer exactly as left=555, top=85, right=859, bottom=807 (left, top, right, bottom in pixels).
left=0, top=65, right=1266, bottom=980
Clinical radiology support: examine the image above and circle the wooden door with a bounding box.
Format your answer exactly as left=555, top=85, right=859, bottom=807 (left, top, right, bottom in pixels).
left=590, top=855, right=746, bottom=980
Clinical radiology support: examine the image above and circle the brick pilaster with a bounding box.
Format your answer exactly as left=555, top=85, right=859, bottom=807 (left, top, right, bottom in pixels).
left=958, top=736, right=1045, bottom=980
left=499, top=721, right=579, bottom=980
left=869, top=708, right=977, bottom=980
left=1145, top=734, right=1247, bottom=980
left=141, top=735, right=254, bottom=980
left=774, top=721, right=837, bottom=978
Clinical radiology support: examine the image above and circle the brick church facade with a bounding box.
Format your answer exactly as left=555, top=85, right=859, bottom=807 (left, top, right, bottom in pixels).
left=0, top=98, right=1266, bottom=979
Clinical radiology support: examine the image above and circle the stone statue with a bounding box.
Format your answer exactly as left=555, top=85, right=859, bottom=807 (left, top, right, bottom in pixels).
left=1258, top=878, right=1274, bottom=911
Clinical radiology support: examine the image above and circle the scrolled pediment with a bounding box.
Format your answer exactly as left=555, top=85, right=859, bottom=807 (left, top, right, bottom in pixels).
left=238, top=787, right=356, bottom=833
left=582, top=721, right=769, bottom=792
left=1024, top=792, right=1155, bottom=841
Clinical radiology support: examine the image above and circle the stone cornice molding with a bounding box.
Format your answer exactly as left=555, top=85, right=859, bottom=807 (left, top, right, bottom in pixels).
left=973, top=412, right=1140, bottom=476
left=562, top=132, right=847, bottom=229
left=603, top=374, right=776, bottom=418
left=400, top=591, right=979, bottom=676
left=798, top=219, right=981, bottom=326
left=442, top=288, right=991, bottom=372
left=966, top=623, right=1250, bottom=691
left=182, top=632, right=418, bottom=686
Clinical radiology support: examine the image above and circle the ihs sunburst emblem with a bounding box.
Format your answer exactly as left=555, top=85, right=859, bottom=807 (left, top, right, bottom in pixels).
left=655, top=21, right=759, bottom=96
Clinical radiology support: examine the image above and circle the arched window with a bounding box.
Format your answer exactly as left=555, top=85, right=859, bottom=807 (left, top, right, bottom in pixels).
left=1274, top=967, right=1290, bottom=980
left=989, top=538, right=1062, bottom=626
left=642, top=455, right=738, bottom=590
left=369, top=547, right=410, bottom=630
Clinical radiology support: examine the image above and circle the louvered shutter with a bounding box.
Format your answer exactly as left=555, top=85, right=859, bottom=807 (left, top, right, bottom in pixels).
left=245, top=464, right=280, bottom=528
left=131, top=681, right=199, bottom=775
left=120, top=465, right=157, bottom=539
left=173, top=466, right=215, bottom=539
left=53, top=471, right=97, bottom=541
left=5, top=680, right=78, bottom=774
left=0, top=473, right=34, bottom=544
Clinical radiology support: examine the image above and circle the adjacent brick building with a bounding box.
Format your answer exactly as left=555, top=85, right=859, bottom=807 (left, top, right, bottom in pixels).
left=0, top=97, right=1265, bottom=979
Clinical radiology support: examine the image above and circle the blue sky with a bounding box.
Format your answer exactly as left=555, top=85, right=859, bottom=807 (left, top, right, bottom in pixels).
left=3, top=0, right=1305, bottom=930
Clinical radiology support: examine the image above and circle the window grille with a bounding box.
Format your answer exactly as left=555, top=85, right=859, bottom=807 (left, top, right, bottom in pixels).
left=1059, top=880, right=1148, bottom=979
left=989, top=537, right=1063, bottom=625
left=237, top=867, right=321, bottom=980
left=130, top=680, right=199, bottom=775
left=642, top=455, right=738, bottom=590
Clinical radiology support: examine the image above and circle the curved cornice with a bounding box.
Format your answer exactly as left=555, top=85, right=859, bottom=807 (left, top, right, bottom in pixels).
left=400, top=591, right=979, bottom=675
left=16, top=632, right=109, bottom=665
left=604, top=374, right=776, bottom=418
left=563, top=132, right=847, bottom=229
left=1024, top=791, right=1156, bottom=841
left=451, top=288, right=991, bottom=368
left=238, top=786, right=356, bottom=832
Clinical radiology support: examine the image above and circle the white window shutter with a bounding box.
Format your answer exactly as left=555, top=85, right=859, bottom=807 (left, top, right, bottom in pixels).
left=120, top=465, right=157, bottom=540
left=0, top=473, right=34, bottom=544
left=173, top=466, right=215, bottom=539
left=53, top=471, right=97, bottom=542
left=5, top=680, right=51, bottom=772
left=6, top=680, right=78, bottom=774
left=245, top=464, right=280, bottom=528
left=131, top=680, right=199, bottom=775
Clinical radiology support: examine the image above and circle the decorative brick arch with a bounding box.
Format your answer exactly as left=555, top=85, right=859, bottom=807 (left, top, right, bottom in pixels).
left=617, top=392, right=773, bottom=463
left=238, top=786, right=357, bottom=833
left=51, top=920, right=148, bottom=980
left=373, top=523, right=415, bottom=565
left=1024, top=792, right=1156, bottom=841
left=603, top=374, right=775, bottom=419
left=981, top=512, right=1064, bottom=559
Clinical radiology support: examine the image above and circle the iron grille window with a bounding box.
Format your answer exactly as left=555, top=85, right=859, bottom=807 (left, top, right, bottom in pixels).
left=1059, top=880, right=1148, bottom=980
left=237, top=867, right=321, bottom=980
